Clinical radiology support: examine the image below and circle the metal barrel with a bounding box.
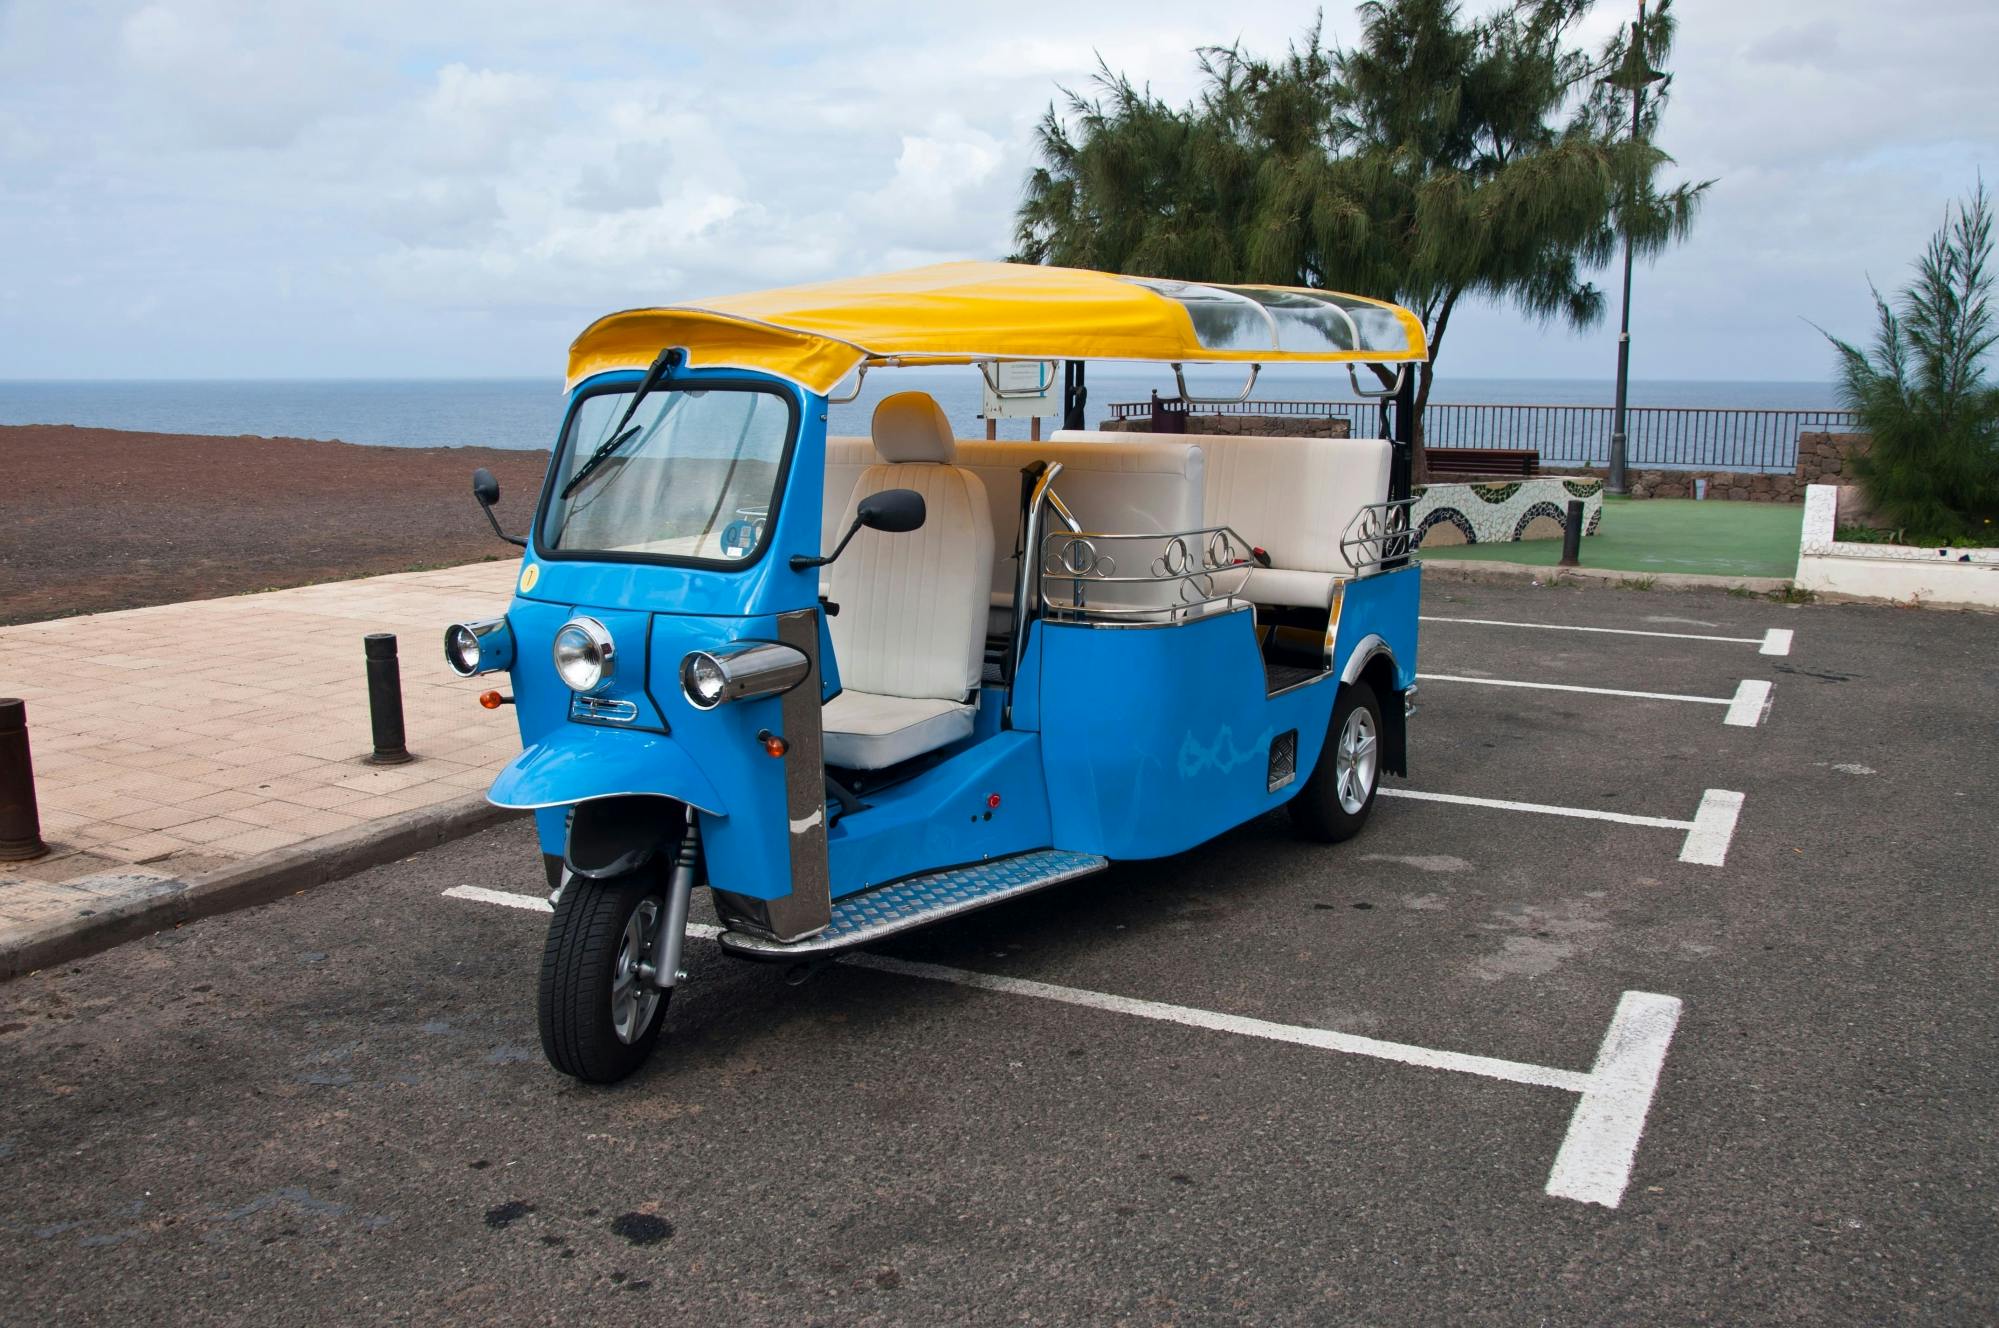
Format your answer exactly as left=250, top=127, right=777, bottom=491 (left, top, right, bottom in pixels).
left=364, top=634, right=414, bottom=766
left=0, top=698, right=50, bottom=861
left=1558, top=499, right=1585, bottom=568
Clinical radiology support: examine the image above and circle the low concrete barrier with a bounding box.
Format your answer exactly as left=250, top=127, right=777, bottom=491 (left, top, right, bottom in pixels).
left=1413, top=478, right=1602, bottom=548
left=1793, top=484, right=1999, bottom=609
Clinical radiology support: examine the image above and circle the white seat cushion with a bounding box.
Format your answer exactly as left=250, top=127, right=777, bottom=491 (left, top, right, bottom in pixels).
left=822, top=392, right=995, bottom=769
left=821, top=690, right=975, bottom=770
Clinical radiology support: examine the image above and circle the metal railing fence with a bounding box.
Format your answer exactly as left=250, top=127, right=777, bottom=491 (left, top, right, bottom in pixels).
left=1105, top=399, right=1858, bottom=473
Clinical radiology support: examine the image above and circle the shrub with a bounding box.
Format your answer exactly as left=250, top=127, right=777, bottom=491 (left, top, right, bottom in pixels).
left=1824, top=183, right=1999, bottom=543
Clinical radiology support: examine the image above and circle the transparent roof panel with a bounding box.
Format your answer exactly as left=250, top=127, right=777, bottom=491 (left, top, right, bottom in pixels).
left=1121, top=277, right=1414, bottom=357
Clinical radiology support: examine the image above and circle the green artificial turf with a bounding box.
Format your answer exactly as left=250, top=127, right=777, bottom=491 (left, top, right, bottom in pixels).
left=1417, top=496, right=1805, bottom=579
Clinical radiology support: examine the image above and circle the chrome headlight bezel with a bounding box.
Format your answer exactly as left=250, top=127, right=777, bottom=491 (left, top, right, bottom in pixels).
left=680, top=642, right=810, bottom=710
left=444, top=617, right=514, bottom=677
left=551, top=616, right=616, bottom=693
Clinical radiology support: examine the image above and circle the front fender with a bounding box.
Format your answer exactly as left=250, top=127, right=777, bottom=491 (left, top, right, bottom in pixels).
left=487, top=725, right=726, bottom=817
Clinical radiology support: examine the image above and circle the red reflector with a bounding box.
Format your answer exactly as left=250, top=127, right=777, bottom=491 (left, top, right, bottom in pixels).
left=986, top=793, right=1002, bottom=809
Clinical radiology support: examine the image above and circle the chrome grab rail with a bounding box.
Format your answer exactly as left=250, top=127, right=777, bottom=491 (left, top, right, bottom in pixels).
left=1169, top=362, right=1262, bottom=405
left=1008, top=462, right=1068, bottom=691
left=1339, top=498, right=1416, bottom=571
left=1039, top=525, right=1256, bottom=624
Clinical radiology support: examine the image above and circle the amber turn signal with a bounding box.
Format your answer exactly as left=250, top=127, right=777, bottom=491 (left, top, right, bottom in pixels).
left=757, top=729, right=789, bottom=758
left=478, top=690, right=510, bottom=709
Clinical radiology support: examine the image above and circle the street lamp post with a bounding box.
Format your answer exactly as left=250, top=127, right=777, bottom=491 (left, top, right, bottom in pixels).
left=1604, top=2, right=1665, bottom=497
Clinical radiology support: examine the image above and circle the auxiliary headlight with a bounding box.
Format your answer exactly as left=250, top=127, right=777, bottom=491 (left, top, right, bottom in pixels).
left=443, top=617, right=514, bottom=677
left=552, top=616, right=616, bottom=693
left=680, top=642, right=810, bottom=710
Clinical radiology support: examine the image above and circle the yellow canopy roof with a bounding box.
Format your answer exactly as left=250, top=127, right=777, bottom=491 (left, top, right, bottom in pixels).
left=567, top=261, right=1427, bottom=393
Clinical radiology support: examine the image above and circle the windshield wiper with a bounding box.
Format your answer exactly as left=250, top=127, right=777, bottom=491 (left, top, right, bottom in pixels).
left=558, top=346, right=680, bottom=500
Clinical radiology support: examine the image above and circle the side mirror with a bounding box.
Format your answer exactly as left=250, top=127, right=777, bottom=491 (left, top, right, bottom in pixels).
left=790, top=488, right=927, bottom=571
left=856, top=488, right=926, bottom=534
left=470, top=467, right=527, bottom=548
left=472, top=467, right=501, bottom=508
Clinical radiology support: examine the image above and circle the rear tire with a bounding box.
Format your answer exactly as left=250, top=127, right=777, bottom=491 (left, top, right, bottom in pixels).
left=538, top=871, right=669, bottom=1084
left=1289, top=679, right=1383, bottom=844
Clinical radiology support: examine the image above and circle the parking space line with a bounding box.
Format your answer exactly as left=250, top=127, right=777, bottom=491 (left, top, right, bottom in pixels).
left=1544, top=991, right=1685, bottom=1207
left=1422, top=615, right=1792, bottom=654
left=1723, top=679, right=1773, bottom=727
left=1419, top=672, right=1772, bottom=727
left=444, top=885, right=1684, bottom=1209
left=1678, top=789, right=1745, bottom=866
left=1379, top=787, right=1745, bottom=866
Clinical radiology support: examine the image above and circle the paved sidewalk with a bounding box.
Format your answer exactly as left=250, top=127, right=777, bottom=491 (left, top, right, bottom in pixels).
left=0, top=562, right=522, bottom=952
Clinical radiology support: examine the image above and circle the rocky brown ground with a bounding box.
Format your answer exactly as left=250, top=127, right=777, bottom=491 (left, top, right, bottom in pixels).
left=0, top=425, right=549, bottom=625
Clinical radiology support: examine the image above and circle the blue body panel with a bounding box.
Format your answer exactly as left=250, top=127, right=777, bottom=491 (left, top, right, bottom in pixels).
left=1036, top=607, right=1332, bottom=858
left=491, top=727, right=725, bottom=815
left=827, top=728, right=1053, bottom=895
left=1332, top=563, right=1422, bottom=689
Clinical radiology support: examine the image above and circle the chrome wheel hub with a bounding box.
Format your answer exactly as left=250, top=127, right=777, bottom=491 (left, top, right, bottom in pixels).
left=1334, top=706, right=1378, bottom=815
left=611, top=899, right=663, bottom=1045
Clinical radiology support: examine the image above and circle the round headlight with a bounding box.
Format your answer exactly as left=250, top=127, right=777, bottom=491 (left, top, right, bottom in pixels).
left=551, top=617, right=615, bottom=693
left=681, top=651, right=728, bottom=709
left=444, top=618, right=513, bottom=677
left=444, top=624, right=481, bottom=677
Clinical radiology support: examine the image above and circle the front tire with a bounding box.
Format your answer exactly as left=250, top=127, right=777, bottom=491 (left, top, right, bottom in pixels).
left=538, top=871, right=669, bottom=1084
left=1290, top=679, right=1383, bottom=844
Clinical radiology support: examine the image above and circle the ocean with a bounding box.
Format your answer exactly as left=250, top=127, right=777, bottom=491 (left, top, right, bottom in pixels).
left=0, top=371, right=1843, bottom=462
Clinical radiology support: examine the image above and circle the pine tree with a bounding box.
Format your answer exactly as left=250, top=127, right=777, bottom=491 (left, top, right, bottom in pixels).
left=1825, top=183, right=1999, bottom=543
left=1013, top=1, right=1709, bottom=479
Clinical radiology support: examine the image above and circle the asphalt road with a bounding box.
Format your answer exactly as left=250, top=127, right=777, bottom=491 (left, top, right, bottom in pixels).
left=3, top=581, right=1994, bottom=1325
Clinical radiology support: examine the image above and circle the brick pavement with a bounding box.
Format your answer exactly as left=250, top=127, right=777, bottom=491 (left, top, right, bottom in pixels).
left=0, top=561, right=522, bottom=945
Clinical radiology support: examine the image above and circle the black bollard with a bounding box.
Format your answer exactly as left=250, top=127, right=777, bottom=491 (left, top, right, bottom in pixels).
left=0, top=698, right=49, bottom=861
left=1558, top=499, right=1584, bottom=568
left=364, top=634, right=414, bottom=766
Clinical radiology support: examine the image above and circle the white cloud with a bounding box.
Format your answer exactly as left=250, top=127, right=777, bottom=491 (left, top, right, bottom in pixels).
left=0, top=0, right=1993, bottom=380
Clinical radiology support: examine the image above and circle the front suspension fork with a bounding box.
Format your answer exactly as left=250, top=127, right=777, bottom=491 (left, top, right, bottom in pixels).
left=640, top=818, right=699, bottom=989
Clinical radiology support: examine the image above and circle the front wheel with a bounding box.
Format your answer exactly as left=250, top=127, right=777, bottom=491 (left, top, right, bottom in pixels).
left=538, top=871, right=669, bottom=1084
left=1289, top=679, right=1383, bottom=844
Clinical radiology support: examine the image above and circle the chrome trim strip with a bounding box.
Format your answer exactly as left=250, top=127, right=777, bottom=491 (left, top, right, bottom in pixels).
left=762, top=608, right=832, bottom=942
left=1340, top=633, right=1392, bottom=685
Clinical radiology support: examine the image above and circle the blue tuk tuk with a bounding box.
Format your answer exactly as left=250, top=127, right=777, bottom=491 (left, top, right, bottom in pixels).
left=446, top=262, right=1429, bottom=1082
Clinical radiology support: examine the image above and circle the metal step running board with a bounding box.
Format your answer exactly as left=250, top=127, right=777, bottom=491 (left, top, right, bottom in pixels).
left=717, top=849, right=1109, bottom=959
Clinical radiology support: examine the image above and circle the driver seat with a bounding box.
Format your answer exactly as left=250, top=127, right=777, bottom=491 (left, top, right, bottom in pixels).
left=822, top=393, right=994, bottom=770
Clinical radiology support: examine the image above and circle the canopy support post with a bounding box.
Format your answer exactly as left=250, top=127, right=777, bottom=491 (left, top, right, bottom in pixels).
left=1385, top=367, right=1418, bottom=571
left=1062, top=361, right=1088, bottom=432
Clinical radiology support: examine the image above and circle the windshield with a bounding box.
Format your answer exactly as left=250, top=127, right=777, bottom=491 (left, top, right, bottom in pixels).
left=540, top=383, right=796, bottom=565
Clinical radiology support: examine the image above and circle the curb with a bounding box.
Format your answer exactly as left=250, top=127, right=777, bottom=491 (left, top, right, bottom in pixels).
left=1420, top=559, right=1796, bottom=595
left=2, top=792, right=521, bottom=981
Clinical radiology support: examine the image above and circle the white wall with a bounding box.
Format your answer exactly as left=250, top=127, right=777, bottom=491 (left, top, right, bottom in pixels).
left=1794, top=485, right=1999, bottom=610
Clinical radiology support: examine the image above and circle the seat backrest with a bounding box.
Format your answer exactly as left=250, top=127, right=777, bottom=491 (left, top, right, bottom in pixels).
left=1054, top=429, right=1391, bottom=577
left=827, top=394, right=994, bottom=702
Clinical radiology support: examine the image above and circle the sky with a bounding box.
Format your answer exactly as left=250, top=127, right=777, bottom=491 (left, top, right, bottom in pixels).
left=1, top=0, right=1994, bottom=385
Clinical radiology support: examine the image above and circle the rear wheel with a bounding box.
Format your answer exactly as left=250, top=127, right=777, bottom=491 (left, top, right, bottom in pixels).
left=538, top=870, right=669, bottom=1084
left=1289, top=679, right=1383, bottom=844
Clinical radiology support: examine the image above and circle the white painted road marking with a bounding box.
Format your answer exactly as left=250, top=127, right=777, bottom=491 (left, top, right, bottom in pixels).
left=1677, top=789, right=1745, bottom=867
left=1379, top=787, right=1745, bottom=866
left=1544, top=991, right=1685, bottom=1207
left=441, top=884, right=727, bottom=936
left=1723, top=678, right=1774, bottom=727
left=1419, top=672, right=1774, bottom=727
left=442, top=884, right=552, bottom=912
left=1423, top=615, right=1796, bottom=656
left=445, top=885, right=1684, bottom=1208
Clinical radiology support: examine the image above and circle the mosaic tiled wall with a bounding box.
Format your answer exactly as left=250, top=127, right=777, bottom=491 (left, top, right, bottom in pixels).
left=1413, top=478, right=1603, bottom=547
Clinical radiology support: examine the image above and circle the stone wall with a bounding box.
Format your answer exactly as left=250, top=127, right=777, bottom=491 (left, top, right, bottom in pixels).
left=1537, top=433, right=1871, bottom=503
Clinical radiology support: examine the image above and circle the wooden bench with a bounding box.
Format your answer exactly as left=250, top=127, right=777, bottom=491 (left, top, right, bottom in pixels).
left=1425, top=446, right=1540, bottom=477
